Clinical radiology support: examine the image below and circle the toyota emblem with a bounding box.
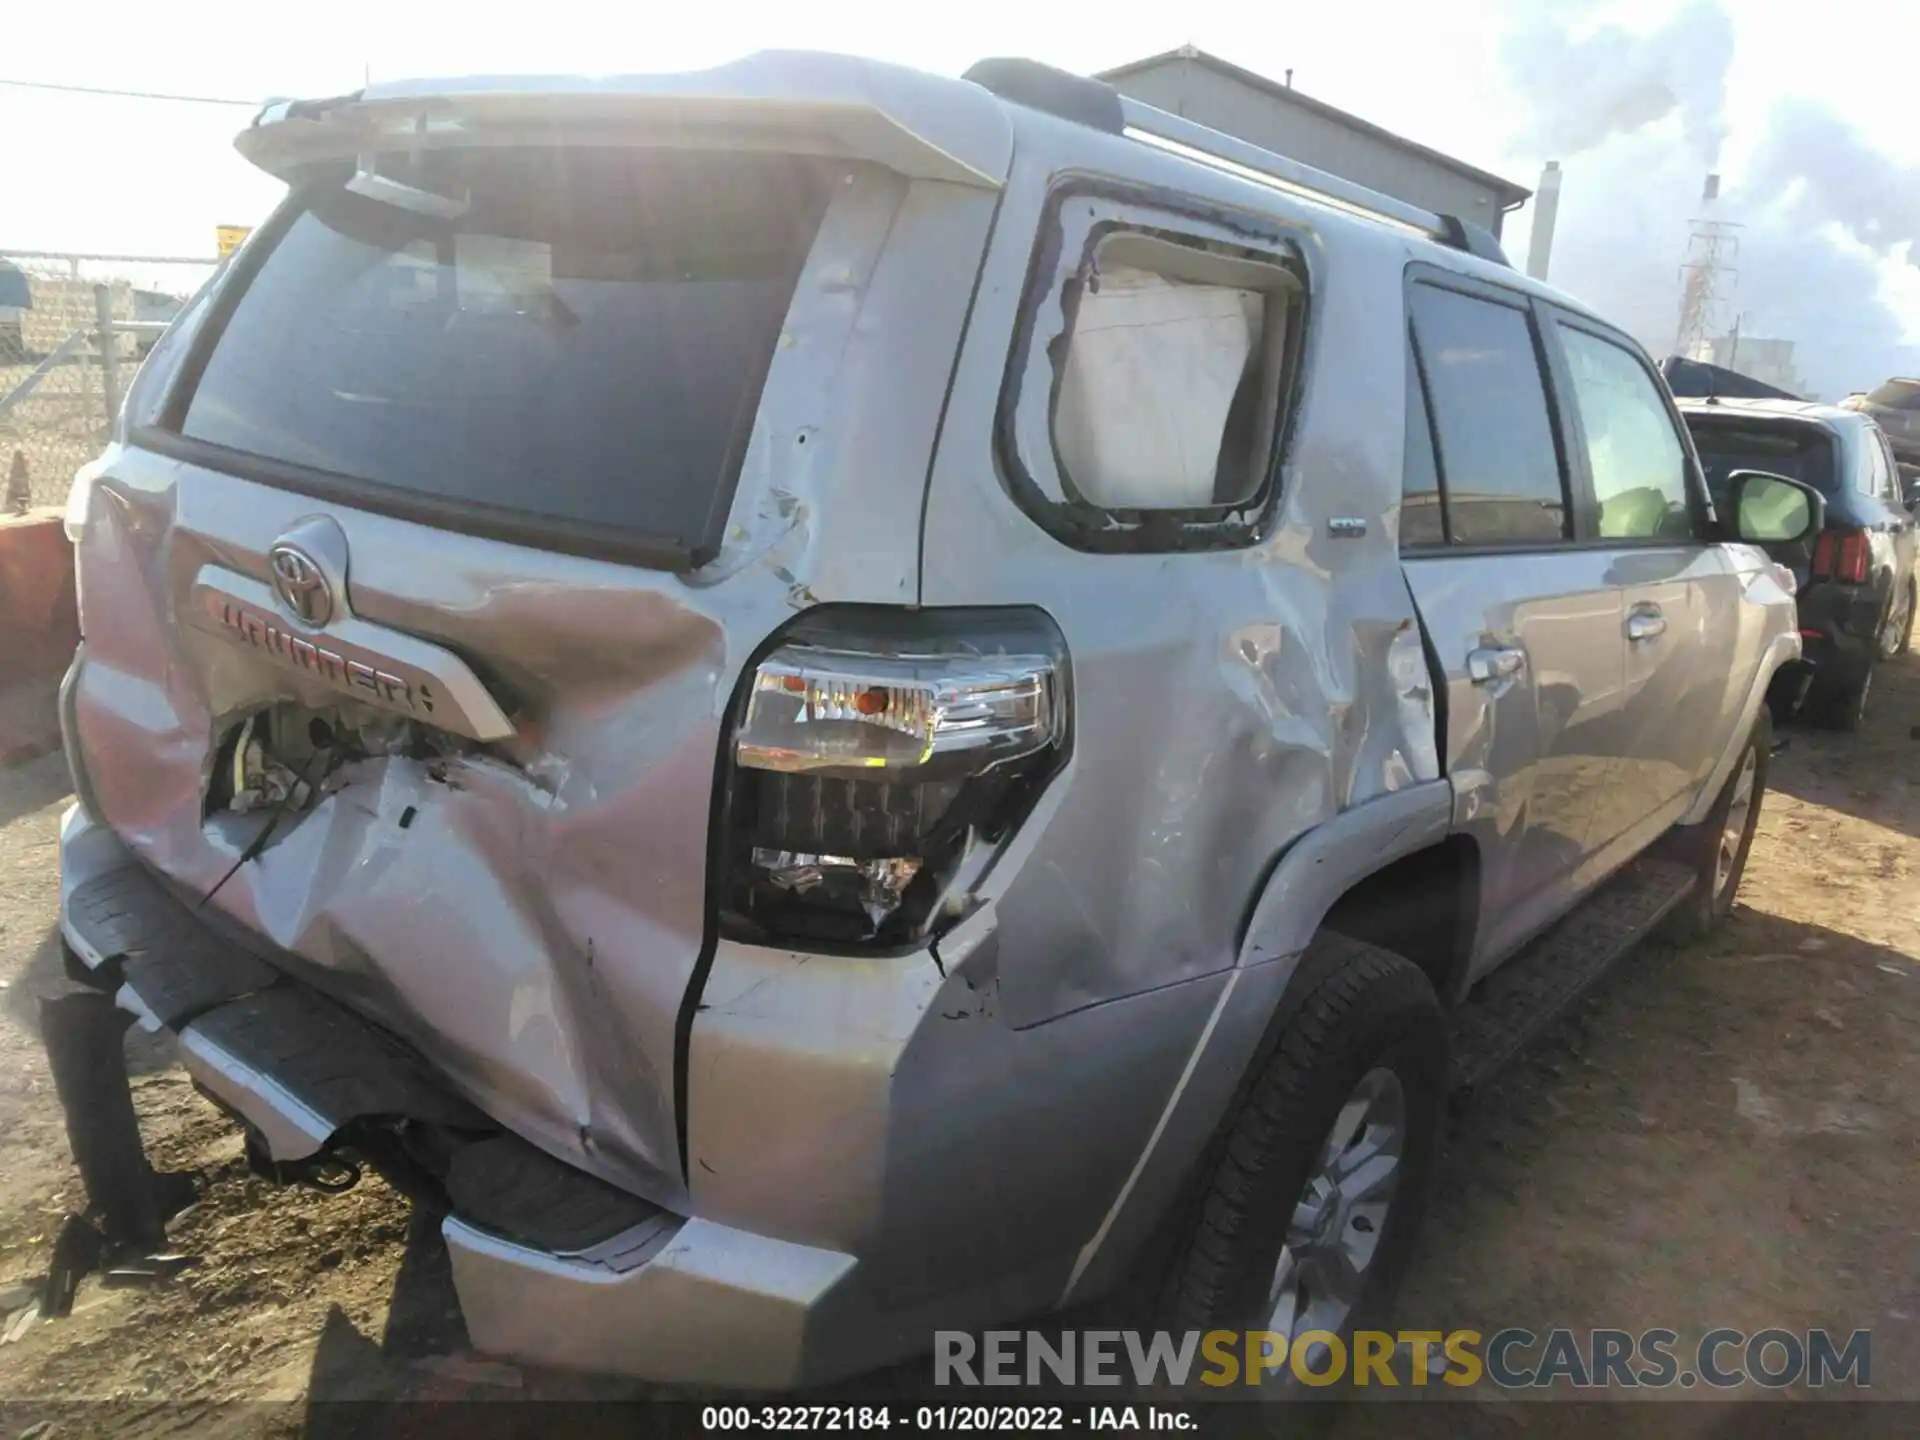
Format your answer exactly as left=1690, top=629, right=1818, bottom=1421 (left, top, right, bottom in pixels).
left=268, top=543, right=333, bottom=627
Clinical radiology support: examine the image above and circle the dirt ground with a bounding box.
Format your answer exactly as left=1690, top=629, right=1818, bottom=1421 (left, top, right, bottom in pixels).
left=3, top=650, right=1920, bottom=1431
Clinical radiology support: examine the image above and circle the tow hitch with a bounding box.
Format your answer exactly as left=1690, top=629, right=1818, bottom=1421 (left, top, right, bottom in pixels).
left=243, top=1137, right=363, bottom=1195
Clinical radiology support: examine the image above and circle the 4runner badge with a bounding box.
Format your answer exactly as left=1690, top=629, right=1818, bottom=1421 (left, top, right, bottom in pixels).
left=268, top=543, right=332, bottom=627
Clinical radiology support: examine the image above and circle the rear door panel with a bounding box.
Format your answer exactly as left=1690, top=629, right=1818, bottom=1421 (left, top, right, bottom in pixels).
left=1399, top=272, right=1626, bottom=977
left=1545, top=316, right=1735, bottom=841
left=1401, top=552, right=1623, bottom=970
left=1865, top=427, right=1916, bottom=630
left=1604, top=546, right=1743, bottom=843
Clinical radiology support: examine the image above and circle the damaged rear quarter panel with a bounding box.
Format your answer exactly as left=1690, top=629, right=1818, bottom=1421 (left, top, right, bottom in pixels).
left=917, top=125, right=1434, bottom=1027
left=66, top=167, right=1004, bottom=1208
left=680, top=120, right=1445, bottom=1293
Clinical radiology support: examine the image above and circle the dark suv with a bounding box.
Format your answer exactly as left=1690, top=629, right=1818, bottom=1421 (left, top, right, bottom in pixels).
left=1681, top=397, right=1917, bottom=728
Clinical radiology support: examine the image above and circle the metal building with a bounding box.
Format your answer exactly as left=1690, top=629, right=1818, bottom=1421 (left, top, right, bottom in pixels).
left=1098, top=47, right=1531, bottom=238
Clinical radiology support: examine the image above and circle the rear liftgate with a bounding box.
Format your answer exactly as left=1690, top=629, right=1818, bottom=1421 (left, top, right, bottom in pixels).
left=40, top=51, right=1021, bottom=1319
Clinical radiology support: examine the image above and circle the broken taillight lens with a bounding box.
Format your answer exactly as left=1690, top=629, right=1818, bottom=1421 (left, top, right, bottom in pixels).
left=1812, top=528, right=1871, bottom=586
left=716, top=610, right=1070, bottom=950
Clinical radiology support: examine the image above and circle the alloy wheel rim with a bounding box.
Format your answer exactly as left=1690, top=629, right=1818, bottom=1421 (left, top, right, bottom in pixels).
left=1716, top=745, right=1759, bottom=898
left=1267, top=1067, right=1406, bottom=1352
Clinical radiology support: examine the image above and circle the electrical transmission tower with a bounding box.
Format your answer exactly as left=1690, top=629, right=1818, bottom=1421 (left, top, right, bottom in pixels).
left=1673, top=173, right=1741, bottom=359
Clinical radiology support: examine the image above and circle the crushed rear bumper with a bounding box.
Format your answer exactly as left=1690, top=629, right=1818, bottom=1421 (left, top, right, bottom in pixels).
left=54, top=805, right=869, bottom=1389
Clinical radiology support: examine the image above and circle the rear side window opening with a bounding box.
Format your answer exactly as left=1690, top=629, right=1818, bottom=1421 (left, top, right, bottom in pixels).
left=160, top=146, right=837, bottom=569
left=998, top=184, right=1308, bottom=553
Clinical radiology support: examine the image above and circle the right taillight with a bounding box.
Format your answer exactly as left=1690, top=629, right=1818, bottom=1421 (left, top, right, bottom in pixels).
left=1812, top=528, right=1871, bottom=585
left=715, top=609, right=1071, bottom=951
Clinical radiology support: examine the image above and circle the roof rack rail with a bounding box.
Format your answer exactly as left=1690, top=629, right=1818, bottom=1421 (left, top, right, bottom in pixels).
left=1116, top=97, right=1511, bottom=267
left=963, top=59, right=1123, bottom=135
left=961, top=58, right=1511, bottom=267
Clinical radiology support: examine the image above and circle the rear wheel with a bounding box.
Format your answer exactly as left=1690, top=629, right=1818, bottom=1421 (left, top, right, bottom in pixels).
left=1159, top=934, right=1445, bottom=1390
left=1661, top=712, right=1769, bottom=942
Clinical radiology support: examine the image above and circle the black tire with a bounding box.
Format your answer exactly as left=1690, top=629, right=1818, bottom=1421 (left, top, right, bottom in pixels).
left=1660, top=711, right=1770, bottom=943
left=1159, top=934, right=1445, bottom=1387
left=1804, top=659, right=1872, bottom=732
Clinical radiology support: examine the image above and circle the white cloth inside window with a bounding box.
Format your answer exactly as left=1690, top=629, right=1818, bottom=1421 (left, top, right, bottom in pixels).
left=1053, top=267, right=1263, bottom=509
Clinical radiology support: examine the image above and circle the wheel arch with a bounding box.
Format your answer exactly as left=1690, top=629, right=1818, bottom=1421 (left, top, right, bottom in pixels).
left=1681, top=627, right=1799, bottom=827
left=1319, top=834, right=1480, bottom=1007
left=1055, top=780, right=1468, bottom=1306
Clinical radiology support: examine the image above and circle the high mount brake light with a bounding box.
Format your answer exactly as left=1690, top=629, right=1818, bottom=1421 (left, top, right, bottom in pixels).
left=717, top=613, right=1069, bottom=950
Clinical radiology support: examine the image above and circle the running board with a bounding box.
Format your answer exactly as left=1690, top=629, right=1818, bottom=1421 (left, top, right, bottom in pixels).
left=1448, top=858, right=1696, bottom=1095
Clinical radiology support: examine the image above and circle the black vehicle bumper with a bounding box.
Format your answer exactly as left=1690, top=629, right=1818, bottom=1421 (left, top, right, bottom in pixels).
left=1791, top=611, right=1876, bottom=707
left=1801, top=575, right=1884, bottom=648
left=1768, top=584, right=1881, bottom=719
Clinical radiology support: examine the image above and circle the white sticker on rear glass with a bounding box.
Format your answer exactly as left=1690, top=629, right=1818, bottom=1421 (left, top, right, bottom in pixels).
left=453, top=235, right=554, bottom=313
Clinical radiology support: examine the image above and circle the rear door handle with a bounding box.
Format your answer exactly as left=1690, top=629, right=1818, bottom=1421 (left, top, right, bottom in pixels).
left=1467, top=645, right=1525, bottom=684
left=1626, top=609, right=1667, bottom=642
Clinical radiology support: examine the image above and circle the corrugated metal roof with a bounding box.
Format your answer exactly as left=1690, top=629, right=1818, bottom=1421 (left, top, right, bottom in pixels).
left=1097, top=47, right=1531, bottom=207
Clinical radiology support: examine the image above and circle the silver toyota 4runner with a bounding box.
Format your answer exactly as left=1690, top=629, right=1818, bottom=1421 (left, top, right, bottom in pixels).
left=51, top=51, right=1821, bottom=1388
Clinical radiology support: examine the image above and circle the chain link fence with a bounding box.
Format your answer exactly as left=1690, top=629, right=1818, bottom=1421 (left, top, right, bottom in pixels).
left=2, top=253, right=218, bottom=512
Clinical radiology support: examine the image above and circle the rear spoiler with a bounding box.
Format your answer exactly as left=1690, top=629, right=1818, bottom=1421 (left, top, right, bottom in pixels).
left=237, top=50, right=1014, bottom=190
left=1660, top=355, right=1805, bottom=404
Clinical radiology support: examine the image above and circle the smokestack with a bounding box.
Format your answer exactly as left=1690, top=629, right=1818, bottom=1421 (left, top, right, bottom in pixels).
left=1284, top=68, right=1294, bottom=89
left=1526, top=160, right=1563, bottom=282
left=1702, top=172, right=1720, bottom=203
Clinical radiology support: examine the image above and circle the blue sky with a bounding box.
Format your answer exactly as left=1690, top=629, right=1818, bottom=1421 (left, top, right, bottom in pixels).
left=5, top=0, right=1916, bottom=394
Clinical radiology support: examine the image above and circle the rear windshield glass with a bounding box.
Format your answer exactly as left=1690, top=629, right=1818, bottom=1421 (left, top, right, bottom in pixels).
left=179, top=147, right=833, bottom=565
left=1684, top=418, right=1838, bottom=501
left=1866, top=380, right=1920, bottom=411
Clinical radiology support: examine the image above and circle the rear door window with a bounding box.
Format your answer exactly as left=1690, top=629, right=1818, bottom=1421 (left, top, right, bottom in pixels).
left=1407, top=283, right=1568, bottom=546
left=177, top=148, right=835, bottom=566
left=1859, top=428, right=1887, bottom=498
left=1400, top=334, right=1446, bottom=548
left=1866, top=429, right=1900, bottom=501
left=1555, top=325, right=1695, bottom=541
